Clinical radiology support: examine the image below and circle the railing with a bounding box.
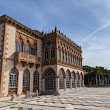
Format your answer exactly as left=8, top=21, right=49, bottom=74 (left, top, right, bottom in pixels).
left=14, top=52, right=40, bottom=64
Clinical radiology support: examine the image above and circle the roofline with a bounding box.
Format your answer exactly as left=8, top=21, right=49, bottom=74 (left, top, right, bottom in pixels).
left=0, top=14, right=42, bottom=39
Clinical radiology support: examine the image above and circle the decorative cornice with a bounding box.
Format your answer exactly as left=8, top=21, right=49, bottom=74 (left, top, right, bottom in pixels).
left=0, top=14, right=43, bottom=39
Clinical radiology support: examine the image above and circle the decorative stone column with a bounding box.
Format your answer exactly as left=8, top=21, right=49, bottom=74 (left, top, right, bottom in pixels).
left=70, top=78, right=72, bottom=89
left=64, top=78, right=66, bottom=90
left=17, top=70, right=23, bottom=95
left=30, top=73, right=33, bottom=93
left=56, top=76, right=59, bottom=93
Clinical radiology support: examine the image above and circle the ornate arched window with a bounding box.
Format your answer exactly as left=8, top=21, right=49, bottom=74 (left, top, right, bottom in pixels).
left=33, top=70, right=39, bottom=86
left=66, top=71, right=70, bottom=88
left=44, top=48, right=48, bottom=59
left=59, top=69, right=65, bottom=89
left=23, top=69, right=29, bottom=87
left=51, top=47, right=55, bottom=58
left=9, top=67, right=18, bottom=87
left=45, top=68, right=55, bottom=90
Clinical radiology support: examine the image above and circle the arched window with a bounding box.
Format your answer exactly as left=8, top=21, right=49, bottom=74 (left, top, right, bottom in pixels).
left=59, top=49, right=61, bottom=59
left=66, top=71, right=70, bottom=88
left=72, top=73, right=75, bottom=88
left=45, top=69, right=55, bottom=90
left=76, top=73, right=79, bottom=87
left=9, top=68, right=18, bottom=88
left=51, top=47, right=55, bottom=58
left=24, top=45, right=29, bottom=54
left=23, top=69, right=29, bottom=87
left=33, top=71, right=39, bottom=86
left=65, top=52, right=67, bottom=62
left=44, top=48, right=48, bottom=59
left=59, top=69, right=65, bottom=89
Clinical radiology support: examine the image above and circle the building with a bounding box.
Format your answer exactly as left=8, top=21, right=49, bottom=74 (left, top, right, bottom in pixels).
left=0, top=14, right=84, bottom=97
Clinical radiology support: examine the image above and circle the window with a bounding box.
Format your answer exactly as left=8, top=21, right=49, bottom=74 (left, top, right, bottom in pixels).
left=76, top=73, right=79, bottom=87
left=66, top=72, right=70, bottom=88
left=33, top=71, right=39, bottom=86
left=16, top=42, right=22, bottom=52
left=24, top=45, right=29, bottom=54
left=23, top=69, right=29, bottom=86
left=44, top=48, right=48, bottom=59
left=9, top=68, right=17, bottom=88
left=45, top=69, right=55, bottom=90
left=51, top=47, right=55, bottom=58
left=59, top=50, right=61, bottom=59
left=72, top=73, right=75, bottom=88
left=30, top=47, right=37, bottom=55
left=59, top=70, right=64, bottom=89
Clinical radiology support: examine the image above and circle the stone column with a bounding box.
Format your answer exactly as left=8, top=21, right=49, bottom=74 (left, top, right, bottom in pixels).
left=75, top=79, right=77, bottom=89
left=56, top=77, right=59, bottom=93
left=82, top=79, right=84, bottom=87
left=79, top=79, right=81, bottom=88
left=64, top=78, right=66, bottom=90
left=17, top=71, right=23, bottom=95
left=42, top=79, right=45, bottom=92
left=30, top=73, right=33, bottom=93
left=70, top=78, right=72, bottom=89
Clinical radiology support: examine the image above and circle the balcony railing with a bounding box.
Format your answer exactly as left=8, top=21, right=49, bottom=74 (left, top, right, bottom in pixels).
left=14, top=52, right=40, bottom=65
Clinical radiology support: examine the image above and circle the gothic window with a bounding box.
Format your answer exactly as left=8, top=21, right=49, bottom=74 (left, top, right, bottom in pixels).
left=16, top=42, right=22, bottom=52
left=33, top=71, right=39, bottom=86
left=45, top=69, right=55, bottom=90
left=66, top=71, right=70, bottom=88
left=59, top=69, right=64, bottom=89
left=44, top=48, right=48, bottom=59
left=23, top=69, right=29, bottom=87
left=24, top=45, right=29, bottom=54
left=59, top=49, right=61, bottom=59
left=51, top=47, right=55, bottom=58
left=9, top=68, right=17, bottom=87
left=30, top=47, right=37, bottom=55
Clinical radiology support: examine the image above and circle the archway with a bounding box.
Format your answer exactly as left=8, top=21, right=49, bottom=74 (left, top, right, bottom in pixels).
left=33, top=70, right=39, bottom=92
left=72, top=71, right=75, bottom=88
left=9, top=67, right=19, bottom=95
left=59, top=68, right=65, bottom=89
left=76, top=72, right=80, bottom=87
left=66, top=69, right=71, bottom=89
left=44, top=68, right=56, bottom=90
left=22, top=69, right=30, bottom=94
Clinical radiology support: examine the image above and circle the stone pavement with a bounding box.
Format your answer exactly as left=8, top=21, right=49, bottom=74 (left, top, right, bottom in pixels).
left=0, top=87, right=110, bottom=110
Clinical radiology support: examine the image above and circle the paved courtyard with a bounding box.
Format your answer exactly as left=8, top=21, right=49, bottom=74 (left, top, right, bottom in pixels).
left=0, top=87, right=110, bottom=110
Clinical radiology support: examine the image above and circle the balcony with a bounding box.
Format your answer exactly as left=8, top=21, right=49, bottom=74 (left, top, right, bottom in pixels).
left=14, top=52, right=41, bottom=67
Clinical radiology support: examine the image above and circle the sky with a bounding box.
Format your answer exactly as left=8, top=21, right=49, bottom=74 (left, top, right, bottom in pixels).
left=0, top=0, right=110, bottom=69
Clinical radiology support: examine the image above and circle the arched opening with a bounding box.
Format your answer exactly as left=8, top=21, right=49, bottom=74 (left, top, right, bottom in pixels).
left=9, top=67, right=18, bottom=95
left=59, top=68, right=65, bottom=89
left=51, top=47, right=55, bottom=58
left=22, top=69, right=30, bottom=94
left=76, top=72, right=79, bottom=87
left=80, top=73, right=83, bottom=87
left=44, top=68, right=56, bottom=90
left=66, top=69, right=71, bottom=89
left=33, top=70, right=39, bottom=92
left=72, top=71, right=75, bottom=88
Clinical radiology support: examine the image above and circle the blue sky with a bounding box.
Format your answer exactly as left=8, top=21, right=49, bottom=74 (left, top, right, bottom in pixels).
left=0, top=0, right=110, bottom=69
